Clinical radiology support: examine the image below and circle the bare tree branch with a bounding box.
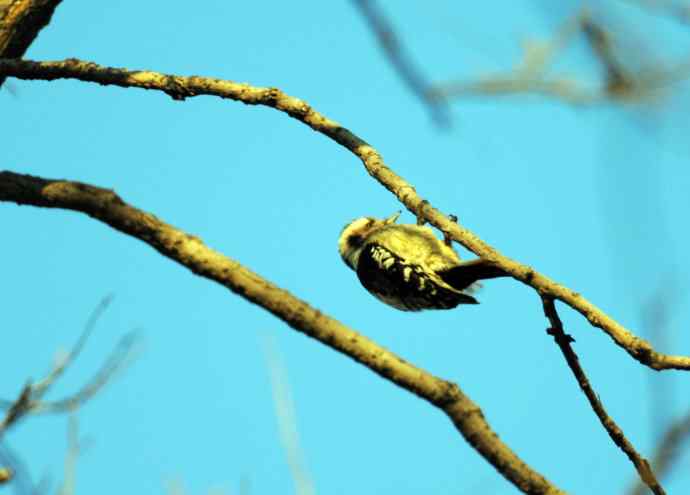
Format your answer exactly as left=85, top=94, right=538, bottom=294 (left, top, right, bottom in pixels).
left=541, top=296, right=665, bottom=495
left=0, top=171, right=563, bottom=495
left=0, top=58, right=689, bottom=371
left=430, top=11, right=690, bottom=106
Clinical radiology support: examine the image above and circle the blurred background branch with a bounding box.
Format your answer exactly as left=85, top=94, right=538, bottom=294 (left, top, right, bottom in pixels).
left=352, top=0, right=452, bottom=127
left=0, top=298, right=138, bottom=494
left=430, top=7, right=690, bottom=106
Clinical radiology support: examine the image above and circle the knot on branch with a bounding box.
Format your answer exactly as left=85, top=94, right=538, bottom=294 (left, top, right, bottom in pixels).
left=163, top=76, right=195, bottom=101
left=546, top=326, right=576, bottom=344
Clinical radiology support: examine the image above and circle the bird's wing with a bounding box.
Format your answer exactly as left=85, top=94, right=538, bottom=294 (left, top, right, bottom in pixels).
left=437, top=259, right=507, bottom=291
left=356, top=243, right=478, bottom=310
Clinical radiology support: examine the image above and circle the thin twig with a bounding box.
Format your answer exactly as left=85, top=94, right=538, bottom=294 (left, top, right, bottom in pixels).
left=541, top=296, right=665, bottom=495
left=0, top=58, right=687, bottom=370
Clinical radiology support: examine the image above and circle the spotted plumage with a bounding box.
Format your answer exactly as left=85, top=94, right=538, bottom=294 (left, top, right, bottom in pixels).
left=356, top=243, right=477, bottom=310
left=338, top=212, right=504, bottom=311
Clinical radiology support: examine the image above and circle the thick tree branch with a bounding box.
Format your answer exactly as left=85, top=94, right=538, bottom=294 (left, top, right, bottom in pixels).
left=1, top=58, right=688, bottom=371
left=541, top=296, right=665, bottom=495
left=0, top=170, right=563, bottom=495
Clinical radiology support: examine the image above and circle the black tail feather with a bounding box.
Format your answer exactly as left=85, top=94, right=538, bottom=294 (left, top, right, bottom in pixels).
left=438, top=259, right=508, bottom=291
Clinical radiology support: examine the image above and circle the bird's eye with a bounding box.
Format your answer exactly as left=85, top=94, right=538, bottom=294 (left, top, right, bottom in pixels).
left=348, top=234, right=363, bottom=247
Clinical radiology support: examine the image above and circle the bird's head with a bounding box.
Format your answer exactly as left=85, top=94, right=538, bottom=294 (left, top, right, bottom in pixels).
left=338, top=211, right=400, bottom=270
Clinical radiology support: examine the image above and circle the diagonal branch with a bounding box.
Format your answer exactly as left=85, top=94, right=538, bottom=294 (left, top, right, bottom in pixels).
left=1, top=58, right=688, bottom=371
left=0, top=170, right=564, bottom=495
left=541, top=296, right=665, bottom=495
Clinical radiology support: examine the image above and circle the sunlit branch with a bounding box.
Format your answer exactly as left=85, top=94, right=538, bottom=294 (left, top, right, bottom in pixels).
left=0, top=58, right=689, bottom=371
left=0, top=170, right=564, bottom=495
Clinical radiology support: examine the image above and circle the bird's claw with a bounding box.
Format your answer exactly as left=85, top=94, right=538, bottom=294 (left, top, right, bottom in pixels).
left=416, top=200, right=430, bottom=226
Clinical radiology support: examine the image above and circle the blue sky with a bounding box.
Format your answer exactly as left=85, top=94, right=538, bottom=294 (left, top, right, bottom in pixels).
left=3, top=1, right=690, bottom=494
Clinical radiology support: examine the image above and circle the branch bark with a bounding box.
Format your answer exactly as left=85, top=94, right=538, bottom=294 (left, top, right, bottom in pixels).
left=0, top=170, right=564, bottom=495
left=542, top=297, right=665, bottom=495
left=0, top=57, right=686, bottom=371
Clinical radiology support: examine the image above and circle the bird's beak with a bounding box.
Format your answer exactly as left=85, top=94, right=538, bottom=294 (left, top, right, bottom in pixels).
left=384, top=211, right=401, bottom=225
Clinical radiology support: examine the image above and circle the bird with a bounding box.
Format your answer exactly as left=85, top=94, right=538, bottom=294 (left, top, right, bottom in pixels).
left=337, top=211, right=505, bottom=311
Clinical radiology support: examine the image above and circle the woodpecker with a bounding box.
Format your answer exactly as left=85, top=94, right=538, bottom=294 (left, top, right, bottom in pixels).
left=338, top=212, right=504, bottom=311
